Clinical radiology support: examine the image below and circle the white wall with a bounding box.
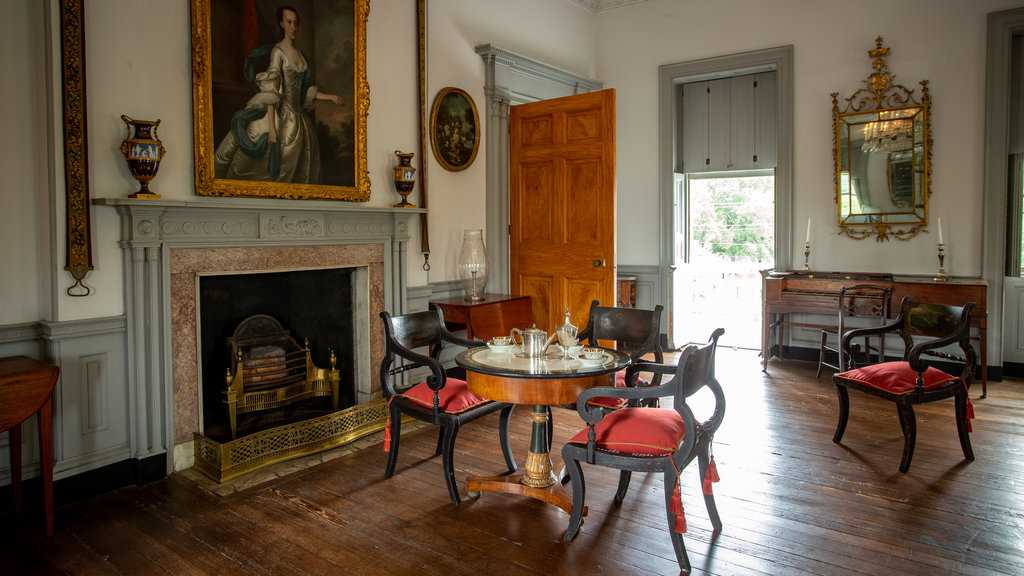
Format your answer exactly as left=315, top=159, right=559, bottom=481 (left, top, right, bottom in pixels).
left=599, top=0, right=1023, bottom=276
left=0, top=0, right=598, bottom=326
left=1, top=0, right=48, bottom=324
left=8, top=0, right=1021, bottom=328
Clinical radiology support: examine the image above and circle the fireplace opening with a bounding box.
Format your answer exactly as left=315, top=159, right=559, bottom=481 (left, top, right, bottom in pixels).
left=198, top=267, right=356, bottom=441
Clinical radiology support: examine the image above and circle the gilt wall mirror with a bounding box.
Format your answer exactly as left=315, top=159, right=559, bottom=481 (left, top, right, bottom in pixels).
left=831, top=37, right=932, bottom=241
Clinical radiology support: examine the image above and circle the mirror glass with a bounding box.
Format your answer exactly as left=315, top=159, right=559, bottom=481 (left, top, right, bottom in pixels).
left=838, top=107, right=925, bottom=225
left=832, top=37, right=931, bottom=241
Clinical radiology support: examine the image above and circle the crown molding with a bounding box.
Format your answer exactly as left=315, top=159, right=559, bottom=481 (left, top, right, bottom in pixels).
left=569, top=0, right=649, bottom=13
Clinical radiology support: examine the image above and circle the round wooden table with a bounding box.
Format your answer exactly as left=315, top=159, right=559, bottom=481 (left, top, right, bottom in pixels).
left=455, top=345, right=629, bottom=514
left=0, top=356, right=59, bottom=537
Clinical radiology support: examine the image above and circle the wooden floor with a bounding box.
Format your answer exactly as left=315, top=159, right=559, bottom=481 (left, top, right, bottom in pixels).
left=2, top=348, right=1023, bottom=575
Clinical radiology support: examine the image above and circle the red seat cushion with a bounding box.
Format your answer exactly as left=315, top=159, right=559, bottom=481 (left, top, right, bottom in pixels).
left=835, top=361, right=962, bottom=394
left=399, top=378, right=488, bottom=414
left=568, top=407, right=686, bottom=455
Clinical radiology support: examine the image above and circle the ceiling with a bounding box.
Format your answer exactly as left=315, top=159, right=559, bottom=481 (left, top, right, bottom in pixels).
left=569, top=0, right=650, bottom=13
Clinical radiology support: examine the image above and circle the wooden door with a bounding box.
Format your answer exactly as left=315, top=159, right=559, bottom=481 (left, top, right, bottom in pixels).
left=509, top=89, right=616, bottom=332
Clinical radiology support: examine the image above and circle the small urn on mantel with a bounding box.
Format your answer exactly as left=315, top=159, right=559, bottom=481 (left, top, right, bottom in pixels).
left=119, top=115, right=166, bottom=199
left=392, top=150, right=416, bottom=207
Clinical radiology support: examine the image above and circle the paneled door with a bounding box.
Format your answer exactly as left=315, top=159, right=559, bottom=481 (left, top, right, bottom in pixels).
left=509, top=89, right=616, bottom=331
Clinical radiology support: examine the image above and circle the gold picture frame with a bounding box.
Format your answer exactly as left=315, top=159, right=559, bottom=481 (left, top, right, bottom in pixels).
left=190, top=0, right=370, bottom=201
left=429, top=87, right=479, bottom=172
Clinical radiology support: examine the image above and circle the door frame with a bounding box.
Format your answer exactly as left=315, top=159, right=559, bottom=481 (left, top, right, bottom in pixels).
left=658, top=46, right=794, bottom=349
left=984, top=8, right=1024, bottom=372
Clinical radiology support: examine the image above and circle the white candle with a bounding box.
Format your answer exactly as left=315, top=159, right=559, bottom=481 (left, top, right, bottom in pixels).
left=937, top=217, right=943, bottom=244
left=805, top=218, right=811, bottom=243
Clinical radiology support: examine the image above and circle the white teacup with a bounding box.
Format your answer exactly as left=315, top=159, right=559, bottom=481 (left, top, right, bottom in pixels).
left=561, top=344, right=585, bottom=357
left=489, top=335, right=514, bottom=346
left=581, top=347, right=604, bottom=360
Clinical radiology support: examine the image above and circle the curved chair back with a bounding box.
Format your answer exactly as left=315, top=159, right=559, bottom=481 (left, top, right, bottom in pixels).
left=577, top=300, right=664, bottom=381
left=675, top=327, right=725, bottom=404
left=379, top=308, right=453, bottom=400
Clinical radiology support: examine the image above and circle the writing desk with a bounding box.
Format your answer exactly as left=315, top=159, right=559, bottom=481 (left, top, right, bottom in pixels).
left=762, top=271, right=989, bottom=395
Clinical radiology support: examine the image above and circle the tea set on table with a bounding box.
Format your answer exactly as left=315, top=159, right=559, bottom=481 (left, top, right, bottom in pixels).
left=484, top=309, right=608, bottom=367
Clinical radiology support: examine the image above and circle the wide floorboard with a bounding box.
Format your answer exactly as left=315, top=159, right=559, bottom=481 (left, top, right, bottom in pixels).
left=2, top=348, right=1022, bottom=575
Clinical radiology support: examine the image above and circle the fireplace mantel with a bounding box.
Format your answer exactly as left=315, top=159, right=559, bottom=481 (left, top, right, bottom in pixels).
left=95, top=197, right=424, bottom=475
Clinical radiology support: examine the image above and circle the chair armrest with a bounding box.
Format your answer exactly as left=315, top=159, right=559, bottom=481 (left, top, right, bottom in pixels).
left=906, top=332, right=973, bottom=376
left=442, top=330, right=484, bottom=349
left=385, top=339, right=447, bottom=390
left=575, top=380, right=675, bottom=423
left=839, top=317, right=901, bottom=354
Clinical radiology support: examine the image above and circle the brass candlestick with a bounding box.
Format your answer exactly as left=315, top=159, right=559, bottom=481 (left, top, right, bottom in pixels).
left=934, top=243, right=950, bottom=282
left=801, top=241, right=810, bottom=271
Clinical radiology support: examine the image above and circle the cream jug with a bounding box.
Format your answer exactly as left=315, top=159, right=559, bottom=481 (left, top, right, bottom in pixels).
left=510, top=325, right=557, bottom=357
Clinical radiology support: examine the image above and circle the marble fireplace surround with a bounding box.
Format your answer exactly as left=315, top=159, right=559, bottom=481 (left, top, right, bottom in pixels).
left=97, top=198, right=421, bottom=473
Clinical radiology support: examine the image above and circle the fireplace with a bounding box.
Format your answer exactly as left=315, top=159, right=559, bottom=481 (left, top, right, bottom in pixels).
left=98, top=198, right=419, bottom=481
left=198, top=267, right=356, bottom=439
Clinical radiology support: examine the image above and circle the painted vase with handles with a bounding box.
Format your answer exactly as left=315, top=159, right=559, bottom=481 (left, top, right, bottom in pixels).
left=119, top=115, right=166, bottom=198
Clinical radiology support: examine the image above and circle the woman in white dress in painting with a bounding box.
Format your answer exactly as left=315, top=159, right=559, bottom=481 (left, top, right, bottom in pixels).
left=214, top=5, right=343, bottom=183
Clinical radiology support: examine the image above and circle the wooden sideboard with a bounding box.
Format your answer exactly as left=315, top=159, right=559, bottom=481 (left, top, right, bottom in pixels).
left=762, top=271, right=988, bottom=395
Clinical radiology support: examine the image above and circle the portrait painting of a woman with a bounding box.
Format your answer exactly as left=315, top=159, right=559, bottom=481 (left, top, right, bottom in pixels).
left=195, top=0, right=367, bottom=199
left=214, top=5, right=343, bottom=184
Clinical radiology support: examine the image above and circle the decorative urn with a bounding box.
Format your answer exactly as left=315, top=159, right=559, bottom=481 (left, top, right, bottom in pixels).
left=119, top=115, right=166, bottom=198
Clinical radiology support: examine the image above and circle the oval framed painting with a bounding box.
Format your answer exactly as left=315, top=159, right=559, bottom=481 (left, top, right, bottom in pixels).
left=429, top=87, right=480, bottom=172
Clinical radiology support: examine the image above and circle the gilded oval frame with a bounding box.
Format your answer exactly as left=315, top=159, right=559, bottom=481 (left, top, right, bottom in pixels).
left=429, top=87, right=480, bottom=172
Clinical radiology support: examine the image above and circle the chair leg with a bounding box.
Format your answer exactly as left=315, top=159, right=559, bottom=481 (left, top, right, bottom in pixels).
left=832, top=384, right=850, bottom=443
left=896, top=400, right=917, bottom=474
left=384, top=404, right=403, bottom=479
left=561, top=452, right=586, bottom=542
left=697, top=441, right=723, bottom=531
left=440, top=424, right=462, bottom=504
left=955, top=391, right=975, bottom=461
left=434, top=427, right=445, bottom=457
left=663, top=470, right=691, bottom=574
left=816, top=330, right=828, bottom=378
left=498, top=404, right=517, bottom=473
left=614, top=470, right=632, bottom=503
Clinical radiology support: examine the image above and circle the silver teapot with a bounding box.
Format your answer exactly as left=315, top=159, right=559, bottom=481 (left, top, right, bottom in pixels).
left=510, top=324, right=557, bottom=358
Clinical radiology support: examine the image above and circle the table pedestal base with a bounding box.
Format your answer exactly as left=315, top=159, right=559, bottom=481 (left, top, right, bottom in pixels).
left=466, top=471, right=584, bottom=516
left=465, top=405, right=586, bottom=516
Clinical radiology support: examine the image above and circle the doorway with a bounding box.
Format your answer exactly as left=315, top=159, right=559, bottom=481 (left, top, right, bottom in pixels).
left=986, top=9, right=1024, bottom=374
left=673, top=171, right=774, bottom=349
left=658, top=46, right=793, bottom=351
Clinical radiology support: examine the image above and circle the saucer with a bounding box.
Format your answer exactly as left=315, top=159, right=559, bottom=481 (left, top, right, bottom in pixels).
left=487, top=343, right=518, bottom=355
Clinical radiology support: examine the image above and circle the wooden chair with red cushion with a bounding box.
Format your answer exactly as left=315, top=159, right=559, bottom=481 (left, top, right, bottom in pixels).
left=546, top=300, right=664, bottom=447
left=561, top=328, right=725, bottom=574
left=380, top=309, right=516, bottom=504
left=832, top=296, right=977, bottom=473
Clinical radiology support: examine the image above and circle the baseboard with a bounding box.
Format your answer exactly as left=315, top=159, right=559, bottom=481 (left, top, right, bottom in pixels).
left=0, top=454, right=167, bottom=512
left=1002, top=362, right=1024, bottom=378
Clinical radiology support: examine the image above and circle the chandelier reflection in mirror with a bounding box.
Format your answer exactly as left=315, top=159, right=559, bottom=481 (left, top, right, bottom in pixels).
left=861, top=110, right=914, bottom=154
